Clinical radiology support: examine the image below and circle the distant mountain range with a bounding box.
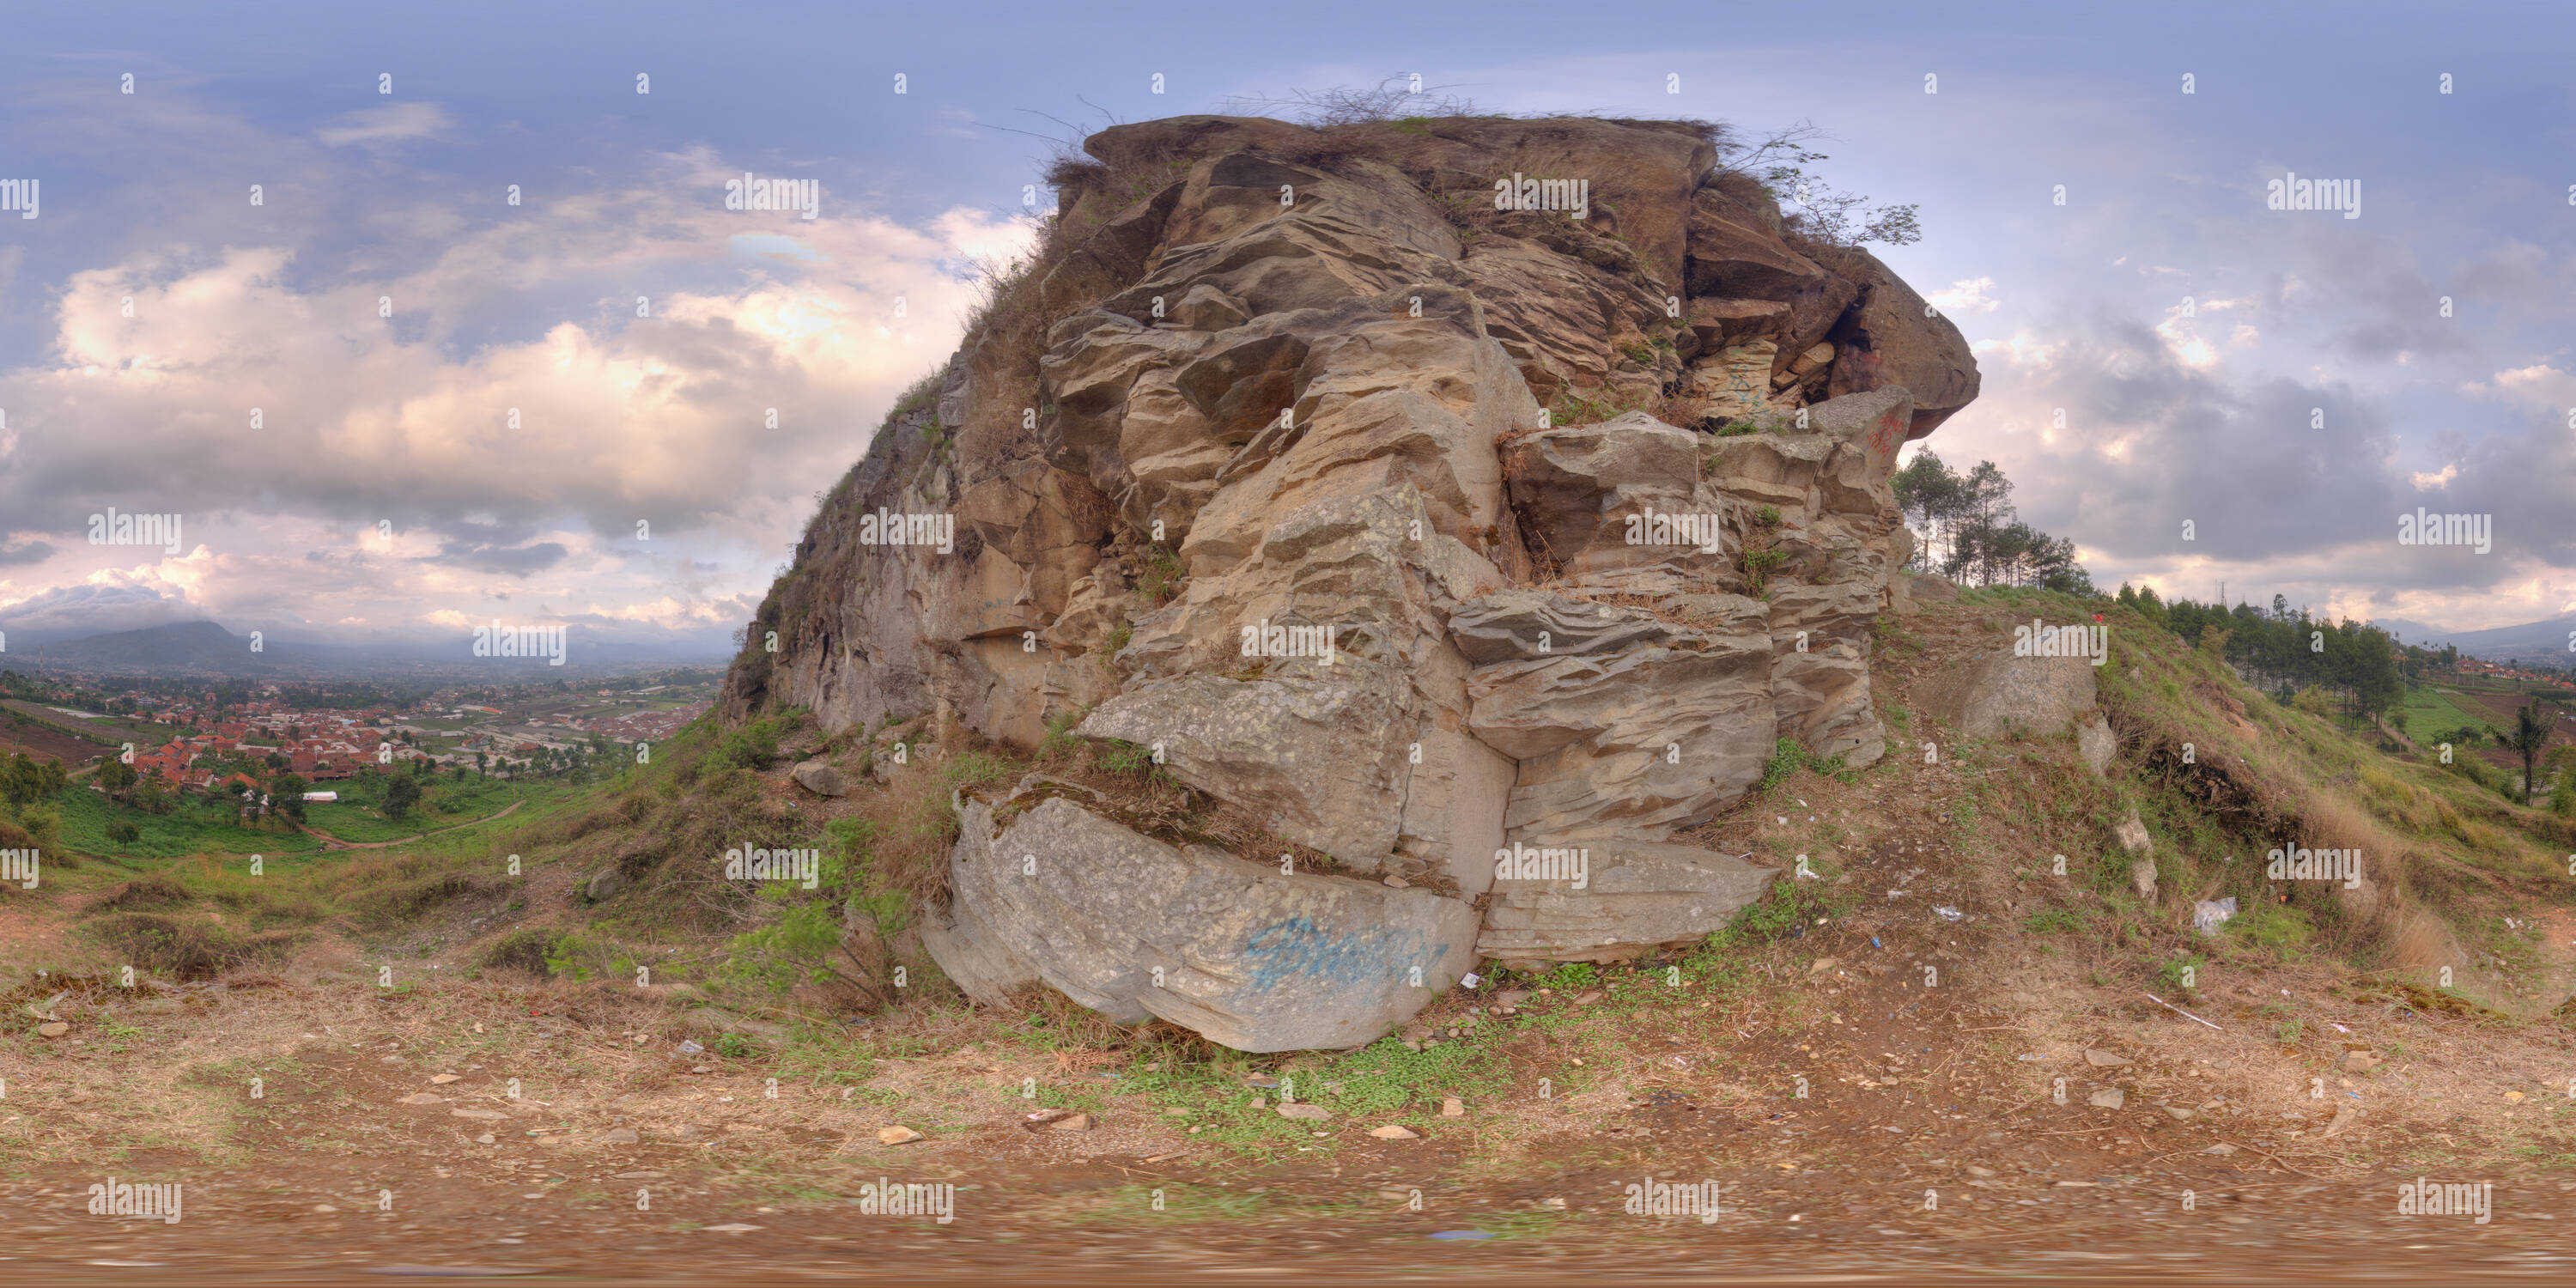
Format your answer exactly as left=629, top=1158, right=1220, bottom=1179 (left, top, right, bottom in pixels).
left=2372, top=614, right=2575, bottom=664
left=0, top=619, right=730, bottom=677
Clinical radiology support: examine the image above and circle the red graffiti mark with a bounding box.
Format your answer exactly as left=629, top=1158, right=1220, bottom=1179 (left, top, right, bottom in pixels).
left=1867, top=410, right=1905, bottom=456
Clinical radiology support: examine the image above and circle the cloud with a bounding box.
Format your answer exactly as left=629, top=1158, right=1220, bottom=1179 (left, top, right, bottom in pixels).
left=2471, top=363, right=2576, bottom=413
left=316, top=101, right=453, bottom=148
left=0, top=539, right=55, bottom=567
left=428, top=539, right=571, bottom=575
left=1924, top=276, right=1998, bottom=316
left=0, top=142, right=1035, bottom=646
left=0, top=576, right=197, bottom=634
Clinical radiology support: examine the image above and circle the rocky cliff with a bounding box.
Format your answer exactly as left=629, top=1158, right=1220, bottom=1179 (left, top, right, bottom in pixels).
left=720, top=113, right=1979, bottom=1051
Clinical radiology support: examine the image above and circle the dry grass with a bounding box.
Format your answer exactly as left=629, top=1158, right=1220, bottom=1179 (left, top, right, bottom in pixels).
left=84, top=911, right=305, bottom=980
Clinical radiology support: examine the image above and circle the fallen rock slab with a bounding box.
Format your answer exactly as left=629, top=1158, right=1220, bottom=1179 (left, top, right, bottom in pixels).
left=927, top=790, right=1479, bottom=1053
left=1478, top=841, right=1777, bottom=968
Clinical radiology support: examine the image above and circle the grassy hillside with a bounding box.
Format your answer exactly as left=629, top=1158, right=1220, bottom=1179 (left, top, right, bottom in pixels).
left=1918, top=585, right=2576, bottom=1019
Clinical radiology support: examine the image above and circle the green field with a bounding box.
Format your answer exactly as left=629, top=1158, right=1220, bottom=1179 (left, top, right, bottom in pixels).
left=58, top=784, right=325, bottom=859
left=302, top=774, right=559, bottom=842
left=2396, top=684, right=2499, bottom=744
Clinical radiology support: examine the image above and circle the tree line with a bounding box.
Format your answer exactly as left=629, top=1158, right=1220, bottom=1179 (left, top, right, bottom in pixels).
left=2117, top=585, right=2405, bottom=728
left=1893, top=451, right=2093, bottom=594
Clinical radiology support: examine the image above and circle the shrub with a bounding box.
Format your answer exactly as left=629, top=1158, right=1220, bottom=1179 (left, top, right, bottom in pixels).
left=724, top=901, right=853, bottom=996
left=2158, top=954, right=2206, bottom=999
left=480, top=927, right=554, bottom=977
left=712, top=716, right=786, bottom=774
left=89, top=872, right=194, bottom=913
left=2229, top=901, right=2314, bottom=961
left=86, top=912, right=301, bottom=980
left=1138, top=544, right=1187, bottom=605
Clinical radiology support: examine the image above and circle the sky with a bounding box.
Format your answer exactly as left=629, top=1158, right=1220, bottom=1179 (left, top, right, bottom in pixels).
left=1, top=0, right=2571, bottom=659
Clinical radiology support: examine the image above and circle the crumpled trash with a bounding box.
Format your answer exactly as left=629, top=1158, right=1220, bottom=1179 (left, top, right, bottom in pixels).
left=1459, top=972, right=1483, bottom=989
left=1935, top=906, right=1964, bottom=921
left=676, top=1039, right=704, bottom=1056
left=2193, top=897, right=2239, bottom=937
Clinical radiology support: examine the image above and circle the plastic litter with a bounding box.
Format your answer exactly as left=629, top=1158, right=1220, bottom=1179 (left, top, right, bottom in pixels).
left=676, top=1039, right=704, bottom=1056
left=2192, top=897, right=2239, bottom=937
left=1935, top=906, right=1964, bottom=921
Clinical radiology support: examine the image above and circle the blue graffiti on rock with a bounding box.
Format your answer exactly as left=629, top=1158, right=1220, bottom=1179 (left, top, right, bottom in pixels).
left=1242, top=916, right=1447, bottom=992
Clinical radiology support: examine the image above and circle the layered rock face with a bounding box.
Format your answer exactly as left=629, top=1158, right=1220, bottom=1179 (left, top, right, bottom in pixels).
left=722, top=114, right=1978, bottom=1051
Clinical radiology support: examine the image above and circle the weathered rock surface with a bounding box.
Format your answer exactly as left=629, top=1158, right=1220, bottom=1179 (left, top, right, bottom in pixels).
left=1919, top=650, right=2101, bottom=739
left=1479, top=841, right=1778, bottom=969
left=790, top=759, right=849, bottom=797
left=926, top=788, right=1479, bottom=1052
left=2076, top=712, right=2117, bottom=776
left=1459, top=590, right=1775, bottom=840
left=724, top=112, right=1979, bottom=1048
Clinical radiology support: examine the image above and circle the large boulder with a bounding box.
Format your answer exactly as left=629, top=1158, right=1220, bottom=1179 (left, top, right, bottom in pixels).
left=1920, top=650, right=2102, bottom=738
left=790, top=759, right=849, bottom=798
left=927, top=789, right=1479, bottom=1052
left=1810, top=245, right=1982, bottom=438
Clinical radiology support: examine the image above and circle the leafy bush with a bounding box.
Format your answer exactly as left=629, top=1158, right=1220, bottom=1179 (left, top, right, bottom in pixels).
left=724, top=901, right=849, bottom=995
left=543, top=929, right=607, bottom=981
left=712, top=716, right=786, bottom=774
